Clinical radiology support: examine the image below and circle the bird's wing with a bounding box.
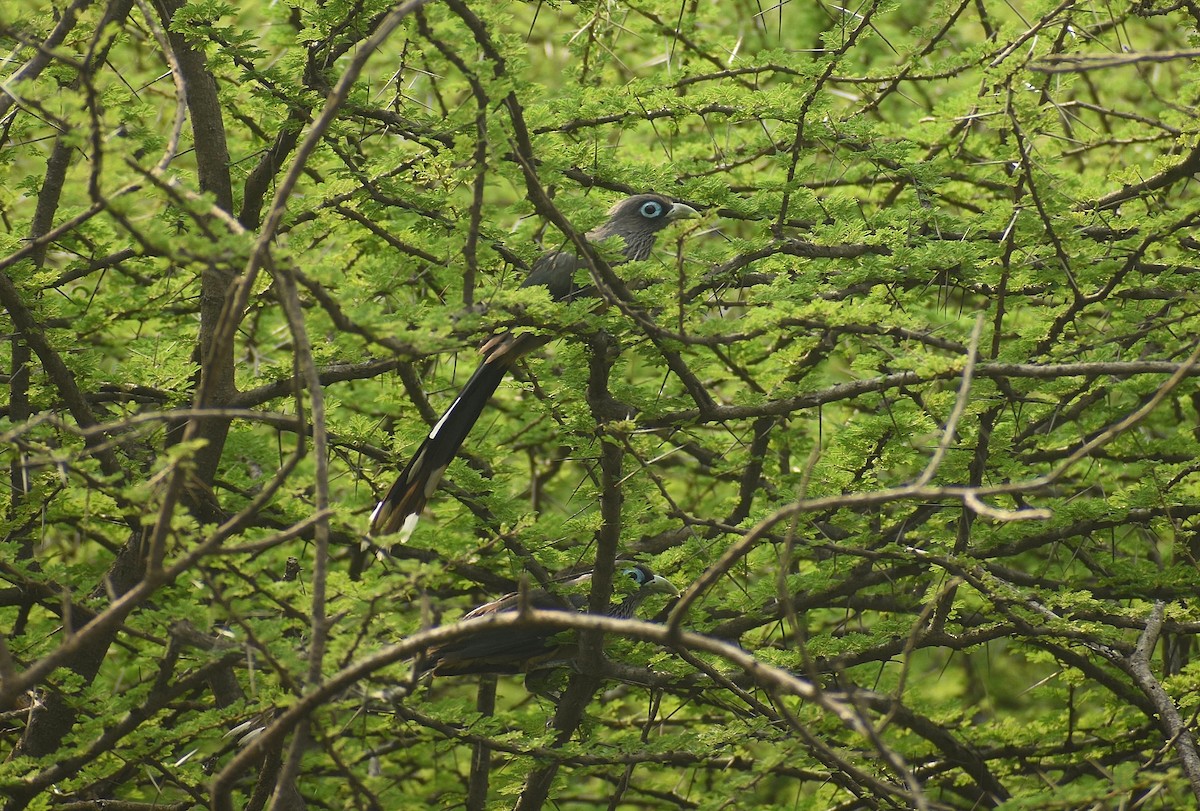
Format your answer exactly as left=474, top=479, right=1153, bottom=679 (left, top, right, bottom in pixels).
left=521, top=249, right=588, bottom=301
left=427, top=588, right=583, bottom=676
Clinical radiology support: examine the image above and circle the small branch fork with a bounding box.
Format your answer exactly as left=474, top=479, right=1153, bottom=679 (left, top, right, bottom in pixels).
left=1123, top=602, right=1200, bottom=803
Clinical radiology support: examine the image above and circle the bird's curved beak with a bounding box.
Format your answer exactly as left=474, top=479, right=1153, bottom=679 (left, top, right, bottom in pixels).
left=647, top=574, right=681, bottom=596
left=666, top=202, right=700, bottom=221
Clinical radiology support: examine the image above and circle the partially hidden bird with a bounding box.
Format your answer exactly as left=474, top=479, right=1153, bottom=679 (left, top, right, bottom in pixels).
left=367, top=194, right=699, bottom=547
left=423, top=563, right=679, bottom=677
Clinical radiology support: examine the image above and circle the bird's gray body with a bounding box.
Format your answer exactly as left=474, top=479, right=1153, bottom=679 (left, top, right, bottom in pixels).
left=360, top=195, right=698, bottom=560
left=425, top=564, right=679, bottom=676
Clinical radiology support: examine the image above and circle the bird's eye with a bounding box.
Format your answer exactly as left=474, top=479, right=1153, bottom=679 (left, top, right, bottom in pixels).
left=621, top=566, right=647, bottom=585
left=639, top=201, right=663, bottom=218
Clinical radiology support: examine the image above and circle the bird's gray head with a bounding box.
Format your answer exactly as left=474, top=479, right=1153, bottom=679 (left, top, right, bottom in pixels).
left=610, top=563, right=679, bottom=618
left=587, top=194, right=699, bottom=261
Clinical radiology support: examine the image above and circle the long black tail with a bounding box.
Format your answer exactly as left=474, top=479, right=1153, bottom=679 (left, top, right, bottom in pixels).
left=351, top=356, right=509, bottom=577
left=368, top=356, right=510, bottom=541
left=351, top=331, right=551, bottom=578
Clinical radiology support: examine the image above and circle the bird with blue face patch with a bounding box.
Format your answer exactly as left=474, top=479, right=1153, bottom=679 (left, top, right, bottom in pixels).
left=422, top=563, right=680, bottom=677
left=363, top=195, right=699, bottom=560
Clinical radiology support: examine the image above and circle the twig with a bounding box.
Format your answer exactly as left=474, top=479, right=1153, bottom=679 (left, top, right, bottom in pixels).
left=1125, top=602, right=1200, bottom=802
left=914, top=313, right=983, bottom=487
left=1031, top=49, right=1200, bottom=73
left=268, top=260, right=333, bottom=811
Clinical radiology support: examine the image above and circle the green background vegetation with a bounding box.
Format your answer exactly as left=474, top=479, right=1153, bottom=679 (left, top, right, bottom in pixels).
left=3, top=0, right=1200, bottom=808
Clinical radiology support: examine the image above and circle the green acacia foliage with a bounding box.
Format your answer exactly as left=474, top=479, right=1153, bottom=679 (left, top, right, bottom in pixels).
left=3, top=0, right=1200, bottom=808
